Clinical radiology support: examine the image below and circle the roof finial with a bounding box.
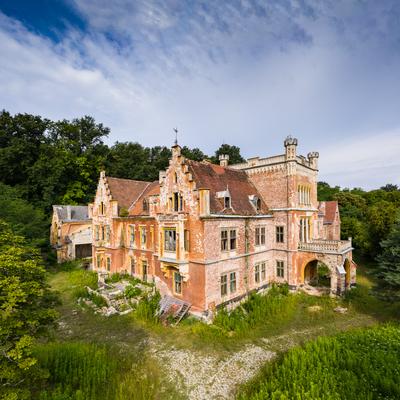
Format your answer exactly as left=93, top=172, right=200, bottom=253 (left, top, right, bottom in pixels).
left=173, top=127, right=178, bottom=145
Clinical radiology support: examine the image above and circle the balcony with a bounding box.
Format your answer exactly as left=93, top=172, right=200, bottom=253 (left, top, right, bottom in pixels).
left=298, top=239, right=352, bottom=254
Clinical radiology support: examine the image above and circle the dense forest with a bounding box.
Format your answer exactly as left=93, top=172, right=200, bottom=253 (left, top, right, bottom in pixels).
left=1, top=110, right=400, bottom=399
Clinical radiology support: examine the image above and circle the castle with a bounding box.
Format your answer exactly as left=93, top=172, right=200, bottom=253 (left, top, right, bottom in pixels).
left=83, top=137, right=356, bottom=312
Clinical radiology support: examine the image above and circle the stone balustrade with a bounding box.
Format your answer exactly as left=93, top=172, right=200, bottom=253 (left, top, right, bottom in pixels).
left=298, top=239, right=352, bottom=254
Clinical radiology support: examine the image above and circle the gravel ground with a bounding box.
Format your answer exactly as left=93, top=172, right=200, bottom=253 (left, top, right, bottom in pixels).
left=149, top=343, right=275, bottom=400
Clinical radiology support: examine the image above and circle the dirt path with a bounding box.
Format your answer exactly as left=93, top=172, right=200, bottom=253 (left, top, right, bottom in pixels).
left=148, top=314, right=377, bottom=400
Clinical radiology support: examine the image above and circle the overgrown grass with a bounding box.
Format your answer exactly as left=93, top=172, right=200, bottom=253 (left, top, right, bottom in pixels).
left=237, top=324, right=400, bottom=400
left=34, top=342, right=180, bottom=400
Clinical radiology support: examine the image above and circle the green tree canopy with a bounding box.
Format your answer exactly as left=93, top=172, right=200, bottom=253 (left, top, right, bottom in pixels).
left=211, top=144, right=245, bottom=165
left=0, top=221, right=57, bottom=399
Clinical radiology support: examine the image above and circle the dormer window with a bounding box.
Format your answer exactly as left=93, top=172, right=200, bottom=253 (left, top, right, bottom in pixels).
left=256, top=198, right=261, bottom=211
left=143, top=199, right=148, bottom=213
left=174, top=172, right=178, bottom=183
left=99, top=202, right=105, bottom=215
left=224, top=196, right=231, bottom=209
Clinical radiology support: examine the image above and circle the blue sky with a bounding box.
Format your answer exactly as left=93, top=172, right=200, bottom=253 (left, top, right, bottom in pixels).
left=0, top=0, right=399, bottom=189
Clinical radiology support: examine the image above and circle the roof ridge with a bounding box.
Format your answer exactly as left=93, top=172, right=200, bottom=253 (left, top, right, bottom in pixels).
left=107, top=176, right=152, bottom=184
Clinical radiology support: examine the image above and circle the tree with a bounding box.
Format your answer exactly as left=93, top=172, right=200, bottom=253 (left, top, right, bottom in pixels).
left=181, top=146, right=207, bottom=161
left=211, top=144, right=245, bottom=165
left=0, top=184, right=48, bottom=244
left=317, top=182, right=341, bottom=201
left=380, top=184, right=399, bottom=192
left=0, top=221, right=58, bottom=399
left=377, top=215, right=400, bottom=294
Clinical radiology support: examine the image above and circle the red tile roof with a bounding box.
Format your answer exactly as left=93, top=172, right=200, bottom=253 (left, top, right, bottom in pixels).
left=106, top=177, right=151, bottom=209
left=187, top=160, right=268, bottom=215
left=129, top=181, right=160, bottom=215
left=318, top=201, right=338, bottom=224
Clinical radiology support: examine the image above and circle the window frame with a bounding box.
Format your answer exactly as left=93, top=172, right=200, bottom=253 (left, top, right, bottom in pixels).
left=140, top=226, right=147, bottom=247
left=276, top=226, right=284, bottom=243
left=220, top=274, right=228, bottom=296
left=164, top=228, right=177, bottom=252
left=174, top=271, right=182, bottom=294
left=261, top=262, right=266, bottom=281
left=229, top=272, right=237, bottom=293
left=254, top=264, right=260, bottom=283
left=276, top=260, right=285, bottom=278
left=106, top=257, right=111, bottom=271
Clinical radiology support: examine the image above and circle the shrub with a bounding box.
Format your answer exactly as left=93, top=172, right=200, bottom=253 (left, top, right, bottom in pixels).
left=134, top=292, right=161, bottom=323
left=238, top=324, right=400, bottom=400
left=87, top=292, right=107, bottom=308
left=124, top=285, right=142, bottom=299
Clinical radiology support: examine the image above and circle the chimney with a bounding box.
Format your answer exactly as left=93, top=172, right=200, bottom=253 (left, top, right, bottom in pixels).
left=66, top=205, right=72, bottom=220
left=219, top=154, right=229, bottom=167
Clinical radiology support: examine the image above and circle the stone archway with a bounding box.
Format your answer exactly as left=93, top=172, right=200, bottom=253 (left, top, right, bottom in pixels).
left=302, top=259, right=332, bottom=292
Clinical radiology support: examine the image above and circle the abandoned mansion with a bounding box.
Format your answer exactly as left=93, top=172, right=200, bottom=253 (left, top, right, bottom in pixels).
left=51, top=137, right=356, bottom=312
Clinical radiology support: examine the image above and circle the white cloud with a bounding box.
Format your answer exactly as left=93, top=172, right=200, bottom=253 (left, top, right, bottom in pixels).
left=1, top=1, right=400, bottom=189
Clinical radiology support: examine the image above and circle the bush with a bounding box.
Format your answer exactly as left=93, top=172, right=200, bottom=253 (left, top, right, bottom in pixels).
left=238, top=324, right=400, bottom=400
left=87, top=292, right=107, bottom=308
left=124, top=285, right=142, bottom=299
left=134, top=292, right=161, bottom=323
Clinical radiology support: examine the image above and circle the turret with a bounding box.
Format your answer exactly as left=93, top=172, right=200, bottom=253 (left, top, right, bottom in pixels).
left=307, top=152, right=319, bottom=170
left=284, top=136, right=298, bottom=161
left=171, top=143, right=181, bottom=158
left=219, top=154, right=229, bottom=167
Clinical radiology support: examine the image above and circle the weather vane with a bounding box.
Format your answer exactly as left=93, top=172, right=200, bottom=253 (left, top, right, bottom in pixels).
left=173, top=127, right=178, bottom=145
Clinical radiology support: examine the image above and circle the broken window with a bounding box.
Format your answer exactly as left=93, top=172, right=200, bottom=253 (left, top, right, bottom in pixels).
left=164, top=229, right=177, bottom=252
left=276, top=260, right=284, bottom=278
left=96, top=255, right=101, bottom=269
left=129, top=225, right=135, bottom=247
left=276, top=226, right=284, bottom=243
left=174, top=271, right=182, bottom=294
left=130, top=257, right=135, bottom=275
left=142, top=259, right=148, bottom=282
left=224, top=196, right=231, bottom=208
left=174, top=192, right=179, bottom=212
left=220, top=274, right=228, bottom=296
left=230, top=272, right=236, bottom=293
left=106, top=257, right=111, bottom=271
left=140, top=227, right=147, bottom=247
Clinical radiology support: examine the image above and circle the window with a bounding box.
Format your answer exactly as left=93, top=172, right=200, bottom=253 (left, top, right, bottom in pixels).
left=255, top=264, right=260, bottom=283
left=276, top=226, right=284, bottom=243
left=96, top=255, right=101, bottom=269
left=130, top=257, right=135, bottom=275
left=184, top=230, right=190, bottom=251
left=101, top=226, right=105, bottom=240
left=276, top=260, right=284, bottom=278
left=174, top=192, right=179, bottom=212
left=174, top=271, right=182, bottom=294
left=99, top=202, right=105, bottom=215
left=224, top=196, right=231, bottom=208
left=129, top=225, right=135, bottom=247
left=256, top=198, right=261, bottom=211
left=220, top=274, right=228, bottom=296
left=299, top=218, right=310, bottom=242
left=106, top=226, right=111, bottom=242
left=230, top=272, right=236, bottom=293
left=221, top=230, right=228, bottom=251
left=106, top=257, right=111, bottom=271
left=221, top=229, right=237, bottom=251
left=142, top=259, right=148, bottom=282
left=164, top=229, right=177, bottom=252
left=255, top=226, right=266, bottom=246
left=298, top=186, right=311, bottom=206
left=174, top=172, right=178, bottom=183
left=143, top=199, right=148, bottom=212
left=140, top=227, right=147, bottom=246
left=95, top=225, right=99, bottom=240
left=261, top=262, right=266, bottom=281
left=230, top=229, right=237, bottom=250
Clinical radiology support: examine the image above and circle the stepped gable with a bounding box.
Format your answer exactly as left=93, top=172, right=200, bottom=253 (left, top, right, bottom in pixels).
left=186, top=160, right=268, bottom=215
left=318, top=201, right=338, bottom=224
left=106, top=177, right=151, bottom=209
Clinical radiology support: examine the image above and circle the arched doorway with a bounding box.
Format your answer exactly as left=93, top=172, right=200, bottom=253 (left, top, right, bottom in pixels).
left=344, top=259, right=351, bottom=287
left=303, top=260, right=331, bottom=288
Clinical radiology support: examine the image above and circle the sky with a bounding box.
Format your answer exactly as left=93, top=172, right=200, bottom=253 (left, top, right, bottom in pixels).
left=0, top=0, right=399, bottom=189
